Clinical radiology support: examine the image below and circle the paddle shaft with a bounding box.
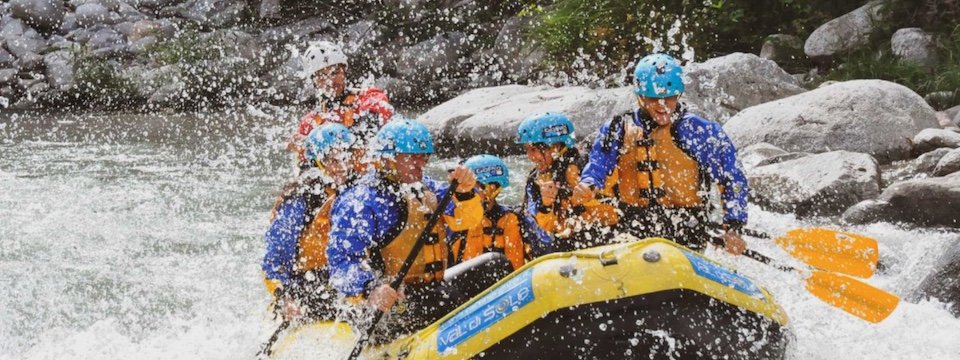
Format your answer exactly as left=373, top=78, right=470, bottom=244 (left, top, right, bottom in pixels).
left=256, top=319, right=290, bottom=359
left=346, top=180, right=460, bottom=360
left=709, top=236, right=795, bottom=272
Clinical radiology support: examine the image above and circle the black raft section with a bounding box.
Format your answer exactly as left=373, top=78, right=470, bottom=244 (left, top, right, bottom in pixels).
left=476, top=289, right=788, bottom=360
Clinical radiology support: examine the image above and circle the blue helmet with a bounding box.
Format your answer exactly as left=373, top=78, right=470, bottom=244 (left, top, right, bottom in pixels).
left=464, top=154, right=510, bottom=188
left=634, top=53, right=685, bottom=98
left=374, top=117, right=434, bottom=156
left=305, top=123, right=355, bottom=162
left=516, top=112, right=576, bottom=148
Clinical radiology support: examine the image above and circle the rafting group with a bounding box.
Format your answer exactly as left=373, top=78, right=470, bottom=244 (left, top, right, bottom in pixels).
left=258, top=41, right=900, bottom=359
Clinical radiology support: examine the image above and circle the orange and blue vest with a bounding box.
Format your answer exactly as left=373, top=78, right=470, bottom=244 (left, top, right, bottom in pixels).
left=262, top=186, right=336, bottom=294
left=580, top=108, right=748, bottom=227
left=326, top=175, right=483, bottom=297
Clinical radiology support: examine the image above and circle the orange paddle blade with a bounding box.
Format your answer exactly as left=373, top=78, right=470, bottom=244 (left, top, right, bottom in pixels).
left=805, top=271, right=900, bottom=323
left=777, top=228, right=879, bottom=278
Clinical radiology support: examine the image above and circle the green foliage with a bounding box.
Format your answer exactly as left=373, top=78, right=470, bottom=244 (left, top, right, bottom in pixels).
left=72, top=49, right=143, bottom=109
left=145, top=28, right=262, bottom=110
left=148, top=28, right=219, bottom=66
left=526, top=0, right=863, bottom=76
left=825, top=25, right=960, bottom=107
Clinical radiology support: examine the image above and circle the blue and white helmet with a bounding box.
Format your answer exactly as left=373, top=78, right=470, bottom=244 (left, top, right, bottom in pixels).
left=464, top=154, right=510, bottom=188
left=633, top=53, right=685, bottom=98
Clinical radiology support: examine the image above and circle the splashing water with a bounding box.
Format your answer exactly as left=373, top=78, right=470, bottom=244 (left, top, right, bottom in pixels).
left=1, top=111, right=958, bottom=360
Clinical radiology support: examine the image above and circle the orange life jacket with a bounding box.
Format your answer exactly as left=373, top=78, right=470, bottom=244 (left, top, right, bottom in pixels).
left=616, top=119, right=705, bottom=208
left=449, top=206, right=525, bottom=270
left=378, top=190, right=448, bottom=285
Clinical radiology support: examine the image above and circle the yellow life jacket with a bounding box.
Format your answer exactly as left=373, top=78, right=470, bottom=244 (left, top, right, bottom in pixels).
left=449, top=207, right=525, bottom=270
left=378, top=190, right=448, bottom=285
left=616, top=119, right=704, bottom=208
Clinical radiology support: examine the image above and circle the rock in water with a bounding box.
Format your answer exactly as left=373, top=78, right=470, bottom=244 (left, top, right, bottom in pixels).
left=914, top=128, right=960, bottom=155
left=724, top=80, right=940, bottom=163
left=748, top=151, right=880, bottom=216
left=913, top=239, right=960, bottom=317
left=843, top=171, right=960, bottom=227
left=934, top=148, right=960, bottom=176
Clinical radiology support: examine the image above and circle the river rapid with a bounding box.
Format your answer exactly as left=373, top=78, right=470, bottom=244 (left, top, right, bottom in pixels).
left=1, top=109, right=958, bottom=359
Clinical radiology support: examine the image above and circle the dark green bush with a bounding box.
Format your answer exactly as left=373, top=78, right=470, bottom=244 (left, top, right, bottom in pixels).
left=525, top=0, right=863, bottom=76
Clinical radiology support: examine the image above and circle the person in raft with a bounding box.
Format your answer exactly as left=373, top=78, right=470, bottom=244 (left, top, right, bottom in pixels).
left=325, top=118, right=482, bottom=340
left=517, top=112, right=619, bottom=252
left=571, top=53, right=748, bottom=255
left=288, top=40, right=394, bottom=169
left=262, top=123, right=361, bottom=321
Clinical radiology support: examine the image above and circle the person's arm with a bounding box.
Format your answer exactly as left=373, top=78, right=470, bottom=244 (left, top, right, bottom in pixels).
left=262, top=197, right=308, bottom=293
left=426, top=173, right=483, bottom=232
left=326, top=188, right=380, bottom=297
left=579, top=117, right=624, bottom=189
left=691, top=120, right=749, bottom=227
left=502, top=213, right=526, bottom=270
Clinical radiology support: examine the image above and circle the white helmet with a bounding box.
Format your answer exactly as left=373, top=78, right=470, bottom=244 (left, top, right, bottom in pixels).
left=301, top=40, right=348, bottom=78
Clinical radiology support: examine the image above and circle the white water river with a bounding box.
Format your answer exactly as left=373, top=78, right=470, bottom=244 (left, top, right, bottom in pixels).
left=1, top=109, right=958, bottom=359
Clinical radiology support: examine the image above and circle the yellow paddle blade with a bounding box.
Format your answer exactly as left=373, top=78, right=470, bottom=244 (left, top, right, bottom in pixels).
left=777, top=228, right=879, bottom=278
left=805, top=271, right=900, bottom=323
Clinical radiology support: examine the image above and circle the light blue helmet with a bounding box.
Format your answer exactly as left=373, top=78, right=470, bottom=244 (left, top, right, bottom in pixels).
left=464, top=154, right=510, bottom=188
left=633, top=53, right=685, bottom=98
left=305, top=123, right=355, bottom=162
left=516, top=112, right=576, bottom=148
left=374, top=117, right=434, bottom=157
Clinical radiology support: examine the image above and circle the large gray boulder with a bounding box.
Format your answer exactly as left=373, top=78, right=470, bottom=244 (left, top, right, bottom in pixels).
left=804, top=0, right=886, bottom=60
left=10, top=0, right=65, bottom=32
left=891, top=28, right=939, bottom=69
left=913, top=128, right=960, bottom=155
left=419, top=85, right=635, bottom=152
left=842, top=171, right=960, bottom=227
left=748, top=151, right=880, bottom=216
left=682, top=53, right=806, bottom=123
left=934, top=148, right=960, bottom=176
left=724, top=80, right=940, bottom=163
left=396, top=32, right=472, bottom=83
left=912, top=239, right=960, bottom=317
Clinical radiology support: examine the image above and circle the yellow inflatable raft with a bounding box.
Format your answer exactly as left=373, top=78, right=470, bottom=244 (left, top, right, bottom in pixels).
left=272, top=237, right=790, bottom=359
